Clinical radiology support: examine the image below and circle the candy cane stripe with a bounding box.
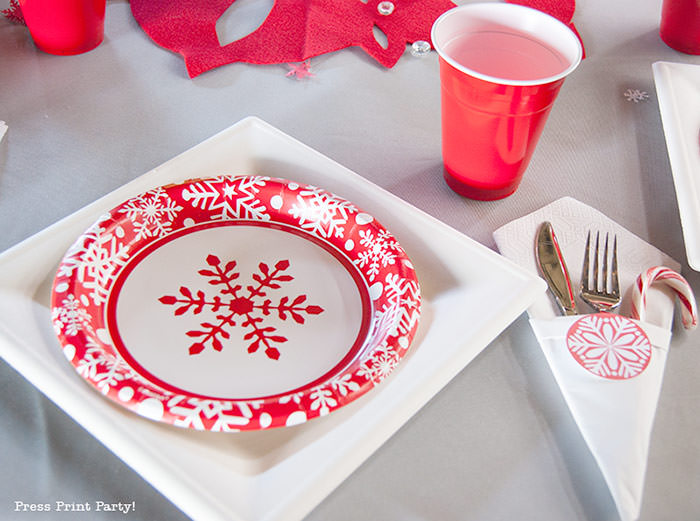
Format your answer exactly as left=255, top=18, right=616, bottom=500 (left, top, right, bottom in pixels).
left=631, top=266, right=697, bottom=329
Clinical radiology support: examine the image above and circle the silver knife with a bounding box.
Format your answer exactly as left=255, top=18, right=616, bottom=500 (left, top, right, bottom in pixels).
left=535, top=221, right=578, bottom=315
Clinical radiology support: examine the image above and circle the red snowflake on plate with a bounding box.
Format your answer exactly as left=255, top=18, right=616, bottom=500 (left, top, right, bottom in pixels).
left=159, top=255, right=323, bottom=360
left=566, top=313, right=652, bottom=380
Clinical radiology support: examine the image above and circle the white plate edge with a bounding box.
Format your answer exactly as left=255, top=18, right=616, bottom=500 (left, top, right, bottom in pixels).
left=652, top=61, right=700, bottom=271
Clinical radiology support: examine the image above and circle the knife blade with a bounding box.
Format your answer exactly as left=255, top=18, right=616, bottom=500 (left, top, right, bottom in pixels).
left=535, top=221, right=578, bottom=315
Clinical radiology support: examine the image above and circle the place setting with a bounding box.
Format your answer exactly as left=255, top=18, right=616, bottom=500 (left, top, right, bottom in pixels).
left=2, top=1, right=700, bottom=521
left=494, top=196, right=697, bottom=521
left=0, top=113, right=545, bottom=521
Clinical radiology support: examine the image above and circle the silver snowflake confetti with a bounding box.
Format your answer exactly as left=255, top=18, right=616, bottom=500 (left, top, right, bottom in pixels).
left=623, top=88, right=649, bottom=103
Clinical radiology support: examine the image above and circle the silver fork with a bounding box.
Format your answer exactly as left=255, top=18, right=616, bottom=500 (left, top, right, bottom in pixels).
left=580, top=231, right=621, bottom=312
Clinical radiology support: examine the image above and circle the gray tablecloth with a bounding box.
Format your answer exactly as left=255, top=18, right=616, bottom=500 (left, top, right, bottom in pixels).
left=1, top=1, right=699, bottom=520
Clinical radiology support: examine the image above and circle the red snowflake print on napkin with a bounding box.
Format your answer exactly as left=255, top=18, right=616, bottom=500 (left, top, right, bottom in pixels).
left=159, top=255, right=323, bottom=360
left=566, top=313, right=651, bottom=380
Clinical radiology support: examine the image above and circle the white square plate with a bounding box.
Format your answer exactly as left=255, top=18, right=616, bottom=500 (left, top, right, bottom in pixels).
left=0, top=117, right=544, bottom=521
left=653, top=61, right=700, bottom=271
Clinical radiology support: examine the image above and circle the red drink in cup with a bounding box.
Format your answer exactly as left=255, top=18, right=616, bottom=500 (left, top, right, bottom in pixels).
left=19, top=0, right=106, bottom=55
left=431, top=3, right=582, bottom=200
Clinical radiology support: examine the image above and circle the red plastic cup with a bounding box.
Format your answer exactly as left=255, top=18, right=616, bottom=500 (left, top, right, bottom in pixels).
left=660, top=0, right=700, bottom=54
left=431, top=3, right=582, bottom=200
left=19, top=0, right=106, bottom=55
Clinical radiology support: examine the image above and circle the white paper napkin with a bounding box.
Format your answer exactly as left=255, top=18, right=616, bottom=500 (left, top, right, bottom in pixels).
left=0, top=121, right=7, bottom=143
left=493, top=196, right=682, bottom=521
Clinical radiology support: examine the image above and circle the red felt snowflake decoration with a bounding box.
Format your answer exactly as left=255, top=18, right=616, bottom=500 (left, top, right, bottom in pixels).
left=159, top=254, right=324, bottom=360
left=130, top=0, right=457, bottom=77
left=130, top=0, right=584, bottom=77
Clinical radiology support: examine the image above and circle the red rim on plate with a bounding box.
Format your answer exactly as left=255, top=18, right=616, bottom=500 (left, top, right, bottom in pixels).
left=51, top=176, right=421, bottom=431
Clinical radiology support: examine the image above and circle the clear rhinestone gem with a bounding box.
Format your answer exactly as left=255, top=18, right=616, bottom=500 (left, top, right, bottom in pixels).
left=377, top=1, right=395, bottom=15
left=411, top=40, right=431, bottom=57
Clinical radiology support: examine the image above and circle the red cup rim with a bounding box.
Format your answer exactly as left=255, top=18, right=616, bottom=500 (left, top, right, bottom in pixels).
left=431, top=2, right=583, bottom=87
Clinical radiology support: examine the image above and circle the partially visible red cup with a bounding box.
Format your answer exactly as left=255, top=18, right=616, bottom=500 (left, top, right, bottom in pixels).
left=19, top=0, right=106, bottom=55
left=660, top=0, right=700, bottom=54
left=431, top=3, right=582, bottom=200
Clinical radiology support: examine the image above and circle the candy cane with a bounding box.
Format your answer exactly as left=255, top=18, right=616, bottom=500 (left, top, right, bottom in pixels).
left=630, top=266, right=698, bottom=329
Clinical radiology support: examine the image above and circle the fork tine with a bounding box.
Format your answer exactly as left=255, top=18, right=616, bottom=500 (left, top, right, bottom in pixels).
left=611, top=235, right=620, bottom=297
left=593, top=231, right=600, bottom=292
left=602, top=233, right=609, bottom=293
left=579, top=230, right=621, bottom=312
left=581, top=231, right=591, bottom=291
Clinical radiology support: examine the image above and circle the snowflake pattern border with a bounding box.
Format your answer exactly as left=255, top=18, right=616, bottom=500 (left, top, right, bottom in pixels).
left=51, top=175, right=422, bottom=431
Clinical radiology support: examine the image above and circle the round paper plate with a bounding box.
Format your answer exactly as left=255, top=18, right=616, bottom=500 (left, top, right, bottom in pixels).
left=51, top=176, right=421, bottom=431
